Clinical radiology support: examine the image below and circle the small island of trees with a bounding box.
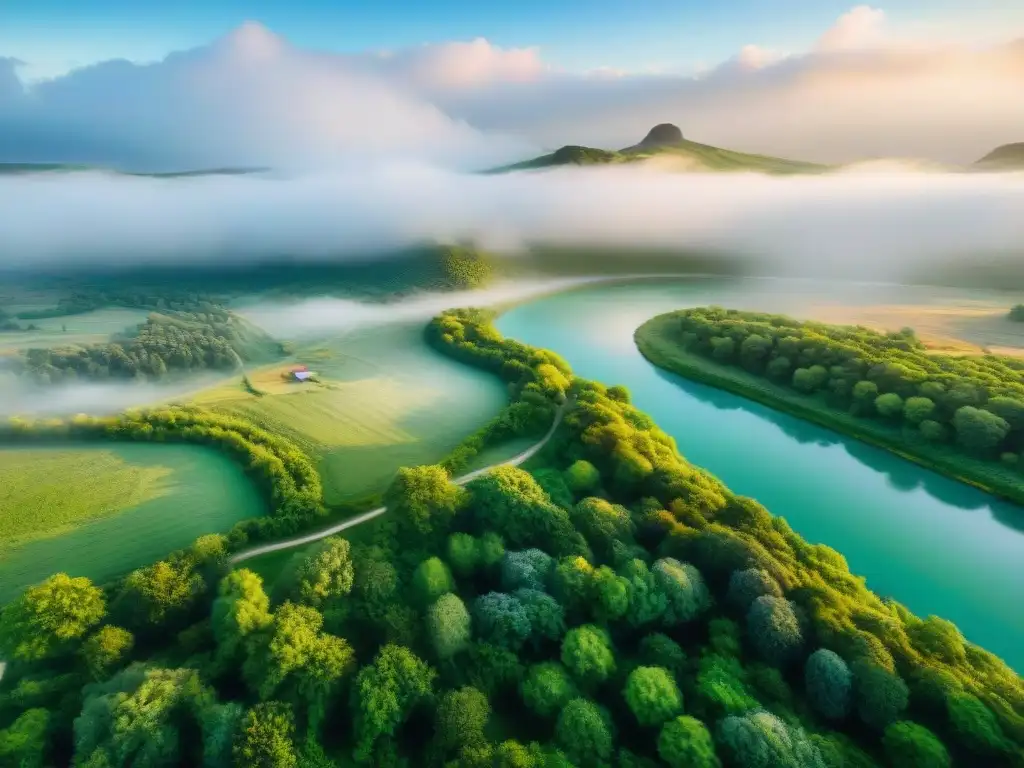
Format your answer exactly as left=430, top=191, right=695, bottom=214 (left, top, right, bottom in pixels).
left=636, top=305, right=1024, bottom=506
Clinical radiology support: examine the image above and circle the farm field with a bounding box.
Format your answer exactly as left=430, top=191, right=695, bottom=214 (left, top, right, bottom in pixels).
left=189, top=320, right=511, bottom=502
left=0, top=443, right=263, bottom=601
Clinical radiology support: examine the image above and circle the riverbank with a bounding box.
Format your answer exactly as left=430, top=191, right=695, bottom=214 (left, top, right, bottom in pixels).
left=635, top=311, right=1024, bottom=507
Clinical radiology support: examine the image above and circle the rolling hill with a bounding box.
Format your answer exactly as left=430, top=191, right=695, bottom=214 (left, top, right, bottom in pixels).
left=975, top=143, right=1024, bottom=171
left=490, top=123, right=830, bottom=175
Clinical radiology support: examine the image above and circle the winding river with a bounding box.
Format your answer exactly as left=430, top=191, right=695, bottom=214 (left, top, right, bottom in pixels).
left=497, top=277, right=1024, bottom=672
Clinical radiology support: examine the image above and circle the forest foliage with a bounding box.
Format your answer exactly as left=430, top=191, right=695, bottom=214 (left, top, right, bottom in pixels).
left=1, top=308, right=1021, bottom=767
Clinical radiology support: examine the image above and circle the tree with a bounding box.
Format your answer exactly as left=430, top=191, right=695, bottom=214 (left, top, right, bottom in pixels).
left=746, top=595, right=804, bottom=666
left=435, top=687, right=490, bottom=751
left=426, top=593, right=471, bottom=660
left=446, top=532, right=479, bottom=578
left=0, top=708, right=49, bottom=768
left=1009, top=304, right=1024, bottom=322
left=292, top=537, right=354, bottom=607
left=716, top=710, right=825, bottom=768
left=0, top=572, right=105, bottom=661
left=234, top=702, right=298, bottom=768
left=478, top=532, right=506, bottom=569
left=571, top=497, right=634, bottom=560
left=211, top=569, right=272, bottom=662
left=882, top=721, right=951, bottom=768
left=464, top=642, right=524, bottom=697
left=561, top=625, right=616, bottom=686
left=658, top=716, right=720, bottom=768
left=726, top=568, right=782, bottom=613
left=953, top=406, right=1010, bottom=454
left=532, top=467, right=574, bottom=509
left=907, top=616, right=966, bottom=665
left=874, top=392, right=904, bottom=419
left=501, top=549, right=554, bottom=591
left=653, top=558, right=711, bottom=625
left=792, top=366, right=827, bottom=393
left=121, top=559, right=203, bottom=625
left=351, top=644, right=436, bottom=761
left=740, top=334, right=772, bottom=370
left=555, top=699, right=613, bottom=766
left=468, top=467, right=577, bottom=553
left=384, top=465, right=466, bottom=539
left=591, top=566, right=630, bottom=622
left=919, top=419, right=946, bottom=442
left=551, top=556, right=595, bottom=617
left=804, top=648, right=851, bottom=721
left=903, top=396, right=936, bottom=425
left=82, top=625, right=134, bottom=680
left=624, top=666, right=683, bottom=726
left=638, top=634, right=687, bottom=678
left=619, top=559, right=667, bottom=628
left=564, top=460, right=600, bottom=494
left=946, top=692, right=1013, bottom=756
left=412, top=557, right=456, bottom=606
left=473, top=592, right=532, bottom=650
left=984, top=396, right=1024, bottom=430
left=520, top=662, right=578, bottom=718
left=852, top=661, right=909, bottom=730
left=514, top=589, right=566, bottom=644
left=244, top=602, right=354, bottom=704
left=199, top=702, right=244, bottom=768
left=711, top=336, right=736, bottom=362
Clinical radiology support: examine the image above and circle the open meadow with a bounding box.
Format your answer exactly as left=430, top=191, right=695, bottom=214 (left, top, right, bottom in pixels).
left=0, top=306, right=151, bottom=352
left=189, top=319, right=512, bottom=502
left=0, top=443, right=263, bottom=601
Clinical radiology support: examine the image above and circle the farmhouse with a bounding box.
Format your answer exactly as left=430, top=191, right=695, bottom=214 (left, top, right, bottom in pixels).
left=288, top=366, right=315, bottom=382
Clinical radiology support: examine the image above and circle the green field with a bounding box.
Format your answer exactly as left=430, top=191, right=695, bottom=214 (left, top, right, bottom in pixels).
left=0, top=307, right=151, bottom=352
left=0, top=443, right=263, bottom=601
left=0, top=448, right=172, bottom=547
left=190, top=320, right=512, bottom=502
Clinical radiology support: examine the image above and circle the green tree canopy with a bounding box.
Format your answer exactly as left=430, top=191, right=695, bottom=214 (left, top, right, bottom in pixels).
left=520, top=662, right=579, bottom=718
left=882, top=721, right=951, bottom=768
left=658, top=715, right=720, bottom=768
left=426, top=593, right=471, bottom=660
left=555, top=699, right=613, bottom=766
left=623, top=666, right=683, bottom=727
left=0, top=572, right=106, bottom=661
left=561, top=624, right=616, bottom=686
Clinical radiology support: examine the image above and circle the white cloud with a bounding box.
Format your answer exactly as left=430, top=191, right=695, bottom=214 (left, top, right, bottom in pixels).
left=1, top=11, right=1023, bottom=167
left=816, top=6, right=888, bottom=52
left=0, top=164, right=1021, bottom=286
left=0, top=23, right=534, bottom=171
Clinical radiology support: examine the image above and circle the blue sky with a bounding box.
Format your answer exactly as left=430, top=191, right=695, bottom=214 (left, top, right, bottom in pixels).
left=3, top=0, right=1021, bottom=81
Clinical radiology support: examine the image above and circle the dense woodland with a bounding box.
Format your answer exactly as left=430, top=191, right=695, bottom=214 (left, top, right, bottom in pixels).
left=1, top=309, right=1021, bottom=767
left=12, top=310, right=281, bottom=385
left=646, top=306, right=1024, bottom=480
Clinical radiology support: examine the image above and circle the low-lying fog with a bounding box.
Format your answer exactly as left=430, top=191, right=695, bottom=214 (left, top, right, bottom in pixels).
left=0, top=163, right=1022, bottom=282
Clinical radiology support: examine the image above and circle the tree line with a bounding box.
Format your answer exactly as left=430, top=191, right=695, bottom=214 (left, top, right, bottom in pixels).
left=1, top=309, right=1021, bottom=767
left=15, top=310, right=281, bottom=385
left=647, top=306, right=1024, bottom=490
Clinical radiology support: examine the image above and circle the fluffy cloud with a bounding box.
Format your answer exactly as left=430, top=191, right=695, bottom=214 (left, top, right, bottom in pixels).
left=816, top=6, right=888, bottom=51
left=0, top=23, right=534, bottom=170
left=1, top=11, right=1023, bottom=168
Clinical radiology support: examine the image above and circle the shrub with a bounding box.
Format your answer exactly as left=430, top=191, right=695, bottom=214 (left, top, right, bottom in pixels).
left=716, top=710, right=824, bottom=768
left=882, top=721, right=950, bottom=768
left=746, top=596, right=804, bottom=667
left=852, top=661, right=908, bottom=730
left=804, top=649, right=852, bottom=721
left=726, top=568, right=782, bottom=613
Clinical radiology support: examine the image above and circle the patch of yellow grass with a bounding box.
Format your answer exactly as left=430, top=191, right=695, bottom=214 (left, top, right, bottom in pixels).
left=0, top=449, right=172, bottom=547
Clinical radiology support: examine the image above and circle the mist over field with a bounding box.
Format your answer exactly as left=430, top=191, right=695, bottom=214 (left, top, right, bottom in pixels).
left=0, top=164, right=1022, bottom=283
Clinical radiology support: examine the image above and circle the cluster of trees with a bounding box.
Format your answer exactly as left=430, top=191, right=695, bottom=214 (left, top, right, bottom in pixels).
left=17, top=310, right=280, bottom=385
left=426, top=308, right=570, bottom=473
left=2, top=405, right=326, bottom=545
left=1009, top=305, right=1024, bottom=323
left=665, top=306, right=1024, bottom=464
left=437, top=246, right=495, bottom=290
left=1, top=309, right=1022, bottom=766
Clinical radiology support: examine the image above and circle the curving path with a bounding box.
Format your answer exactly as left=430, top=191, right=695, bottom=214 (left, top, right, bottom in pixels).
left=229, top=399, right=570, bottom=564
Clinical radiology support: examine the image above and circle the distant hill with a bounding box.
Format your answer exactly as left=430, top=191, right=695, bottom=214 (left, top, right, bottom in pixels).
left=490, top=123, right=829, bottom=175
left=974, top=143, right=1024, bottom=171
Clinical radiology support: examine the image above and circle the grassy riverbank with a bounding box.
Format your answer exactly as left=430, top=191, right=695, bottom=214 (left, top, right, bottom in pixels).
left=636, top=311, right=1024, bottom=506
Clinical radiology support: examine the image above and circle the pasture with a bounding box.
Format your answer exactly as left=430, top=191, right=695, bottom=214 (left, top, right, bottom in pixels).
left=189, top=320, right=512, bottom=502
left=0, top=307, right=151, bottom=352
left=0, top=443, right=263, bottom=602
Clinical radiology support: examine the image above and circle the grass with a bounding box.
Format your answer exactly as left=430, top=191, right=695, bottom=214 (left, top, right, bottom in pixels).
left=635, top=311, right=1024, bottom=506
left=0, top=444, right=263, bottom=602
left=0, top=448, right=172, bottom=548
left=188, top=321, right=512, bottom=503
left=491, top=138, right=829, bottom=175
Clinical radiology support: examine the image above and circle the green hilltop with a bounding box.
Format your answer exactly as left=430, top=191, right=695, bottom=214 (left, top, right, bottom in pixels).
left=490, top=123, right=830, bottom=175
left=974, top=143, right=1024, bottom=171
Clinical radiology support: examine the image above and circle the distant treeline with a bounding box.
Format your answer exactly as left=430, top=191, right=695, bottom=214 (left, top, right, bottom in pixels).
left=12, top=290, right=224, bottom=320
left=15, top=310, right=282, bottom=385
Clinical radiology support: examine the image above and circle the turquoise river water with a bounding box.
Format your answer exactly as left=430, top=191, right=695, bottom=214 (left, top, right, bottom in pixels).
left=497, top=277, right=1024, bottom=672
